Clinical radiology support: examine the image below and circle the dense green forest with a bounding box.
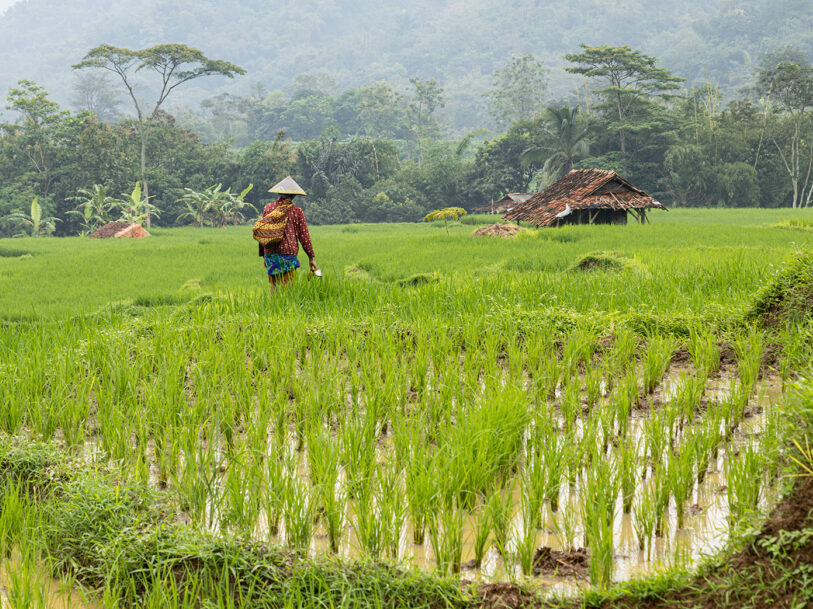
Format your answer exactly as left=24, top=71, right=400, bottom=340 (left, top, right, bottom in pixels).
left=0, top=0, right=811, bottom=236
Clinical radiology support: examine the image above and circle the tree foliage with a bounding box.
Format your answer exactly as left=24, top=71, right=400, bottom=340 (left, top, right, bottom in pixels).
left=73, top=43, right=244, bottom=226
left=1, top=0, right=812, bottom=133
left=757, top=58, right=813, bottom=208
left=566, top=45, right=683, bottom=164
left=486, top=55, right=548, bottom=129
left=2, top=42, right=813, bottom=237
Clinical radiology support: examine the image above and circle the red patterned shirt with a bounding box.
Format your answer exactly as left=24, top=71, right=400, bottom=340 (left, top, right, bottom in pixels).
left=258, top=200, right=315, bottom=259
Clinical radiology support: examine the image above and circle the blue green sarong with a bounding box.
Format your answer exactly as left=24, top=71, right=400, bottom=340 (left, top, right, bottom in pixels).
left=264, top=254, right=300, bottom=277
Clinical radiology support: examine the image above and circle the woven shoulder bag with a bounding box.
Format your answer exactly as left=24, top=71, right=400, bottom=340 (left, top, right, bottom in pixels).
left=253, top=203, right=293, bottom=246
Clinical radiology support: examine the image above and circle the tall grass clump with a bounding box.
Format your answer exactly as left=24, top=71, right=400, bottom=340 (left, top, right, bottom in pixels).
left=379, top=461, right=408, bottom=560
left=643, top=335, right=676, bottom=394
left=470, top=501, right=491, bottom=569
left=688, top=331, right=720, bottom=379
left=515, top=479, right=541, bottom=576
left=581, top=447, right=617, bottom=588
left=633, top=483, right=656, bottom=558
left=307, top=427, right=346, bottom=553
left=486, top=482, right=514, bottom=558
left=283, top=473, right=314, bottom=549
left=726, top=441, right=762, bottom=528
left=404, top=442, right=435, bottom=545
left=667, top=446, right=695, bottom=529
left=428, top=499, right=464, bottom=575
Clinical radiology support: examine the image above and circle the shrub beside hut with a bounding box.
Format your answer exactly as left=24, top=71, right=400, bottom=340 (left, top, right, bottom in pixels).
left=503, top=169, right=665, bottom=227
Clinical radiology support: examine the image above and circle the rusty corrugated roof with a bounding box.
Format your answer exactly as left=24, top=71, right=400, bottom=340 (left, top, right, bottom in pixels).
left=472, top=193, right=533, bottom=214
left=502, top=193, right=533, bottom=204
left=503, top=169, right=665, bottom=227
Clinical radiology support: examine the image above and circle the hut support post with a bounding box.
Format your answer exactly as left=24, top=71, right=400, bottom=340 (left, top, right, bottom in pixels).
left=588, top=210, right=599, bottom=224
left=641, top=210, right=648, bottom=224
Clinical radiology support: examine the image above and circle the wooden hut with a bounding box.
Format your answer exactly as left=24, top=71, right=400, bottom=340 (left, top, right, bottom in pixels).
left=472, top=193, right=533, bottom=215
left=502, top=170, right=665, bottom=227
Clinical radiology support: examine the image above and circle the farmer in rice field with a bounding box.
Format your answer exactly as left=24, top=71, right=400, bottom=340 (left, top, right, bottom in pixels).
left=255, top=176, right=318, bottom=294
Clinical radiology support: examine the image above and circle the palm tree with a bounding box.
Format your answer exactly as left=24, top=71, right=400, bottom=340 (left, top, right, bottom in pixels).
left=520, top=106, right=592, bottom=184
left=298, top=134, right=368, bottom=198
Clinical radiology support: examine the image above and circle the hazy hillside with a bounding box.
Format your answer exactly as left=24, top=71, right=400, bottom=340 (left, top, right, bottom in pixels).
left=0, top=0, right=811, bottom=129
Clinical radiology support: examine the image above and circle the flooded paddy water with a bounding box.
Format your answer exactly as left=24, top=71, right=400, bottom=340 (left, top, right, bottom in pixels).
left=158, top=355, right=785, bottom=595
left=18, top=320, right=792, bottom=596
left=285, top=375, right=782, bottom=592
left=0, top=557, right=96, bottom=609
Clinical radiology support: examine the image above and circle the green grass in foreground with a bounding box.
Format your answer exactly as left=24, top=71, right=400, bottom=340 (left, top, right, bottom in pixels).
left=1, top=209, right=813, bottom=609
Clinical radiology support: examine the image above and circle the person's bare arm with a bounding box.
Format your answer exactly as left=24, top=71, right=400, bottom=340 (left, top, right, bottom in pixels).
left=296, top=208, right=318, bottom=271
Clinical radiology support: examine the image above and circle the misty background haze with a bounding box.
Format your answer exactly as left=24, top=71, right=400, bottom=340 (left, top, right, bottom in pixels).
left=0, top=0, right=811, bottom=132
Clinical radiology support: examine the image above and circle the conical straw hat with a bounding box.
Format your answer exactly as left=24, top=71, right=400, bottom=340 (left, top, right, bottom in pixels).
left=268, top=176, right=307, bottom=196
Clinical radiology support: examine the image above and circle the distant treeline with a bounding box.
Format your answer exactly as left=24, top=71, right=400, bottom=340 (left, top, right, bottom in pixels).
left=1, top=44, right=812, bottom=236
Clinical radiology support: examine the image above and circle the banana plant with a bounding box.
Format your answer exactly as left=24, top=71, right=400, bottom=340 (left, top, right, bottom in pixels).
left=113, top=182, right=160, bottom=225
left=178, top=184, right=255, bottom=228
left=206, top=185, right=233, bottom=228
left=176, top=184, right=224, bottom=228
left=67, top=184, right=117, bottom=233
left=224, top=184, right=255, bottom=226
left=6, top=197, right=59, bottom=237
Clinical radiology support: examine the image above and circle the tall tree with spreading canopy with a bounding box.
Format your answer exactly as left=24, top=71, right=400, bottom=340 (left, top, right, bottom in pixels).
left=409, top=77, right=446, bottom=142
left=73, top=44, right=244, bottom=227
left=2, top=80, right=69, bottom=205
left=565, top=45, right=683, bottom=163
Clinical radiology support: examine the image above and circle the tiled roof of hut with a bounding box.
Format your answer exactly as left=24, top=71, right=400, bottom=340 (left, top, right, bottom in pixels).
left=503, top=170, right=665, bottom=227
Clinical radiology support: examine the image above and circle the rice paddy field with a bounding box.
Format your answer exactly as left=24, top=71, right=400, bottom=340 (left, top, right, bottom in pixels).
left=1, top=208, right=812, bottom=609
